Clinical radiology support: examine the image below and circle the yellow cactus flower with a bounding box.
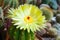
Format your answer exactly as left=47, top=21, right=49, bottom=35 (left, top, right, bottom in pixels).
left=8, top=4, right=46, bottom=32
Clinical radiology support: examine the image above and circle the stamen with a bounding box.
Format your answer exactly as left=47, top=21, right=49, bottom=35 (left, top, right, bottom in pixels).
left=27, top=16, right=30, bottom=20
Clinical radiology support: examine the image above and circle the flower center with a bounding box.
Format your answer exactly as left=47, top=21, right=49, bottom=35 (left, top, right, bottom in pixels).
left=27, top=16, right=30, bottom=20
left=24, top=16, right=33, bottom=23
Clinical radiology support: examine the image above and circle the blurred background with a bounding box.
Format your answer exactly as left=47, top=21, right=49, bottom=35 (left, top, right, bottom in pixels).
left=0, top=0, right=60, bottom=40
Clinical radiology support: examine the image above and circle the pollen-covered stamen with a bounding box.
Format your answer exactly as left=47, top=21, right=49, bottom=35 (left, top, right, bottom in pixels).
left=27, top=16, right=30, bottom=20
left=24, top=16, right=33, bottom=23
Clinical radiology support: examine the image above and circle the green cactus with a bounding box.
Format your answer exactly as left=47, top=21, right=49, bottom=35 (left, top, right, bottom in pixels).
left=4, top=0, right=19, bottom=8
left=40, top=7, right=53, bottom=21
left=8, top=25, right=35, bottom=40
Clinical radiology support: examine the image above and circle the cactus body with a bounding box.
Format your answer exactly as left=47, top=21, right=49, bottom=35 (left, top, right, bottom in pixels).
left=8, top=25, right=35, bottom=40
left=40, top=7, right=53, bottom=21
left=4, top=0, right=19, bottom=8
